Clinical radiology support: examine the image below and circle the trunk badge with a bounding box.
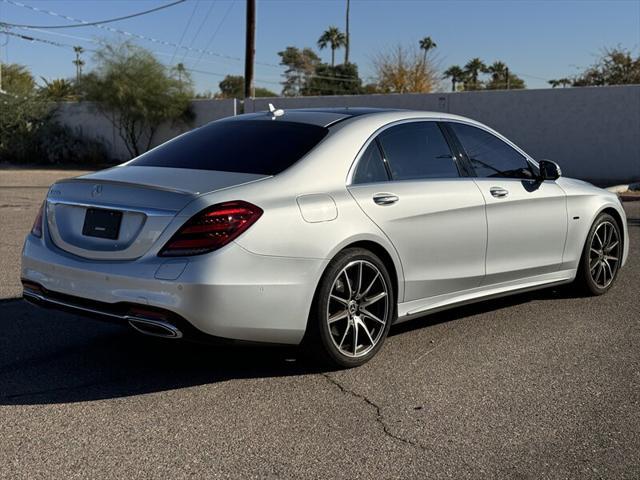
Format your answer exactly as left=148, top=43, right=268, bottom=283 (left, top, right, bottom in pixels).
left=91, top=184, right=103, bottom=197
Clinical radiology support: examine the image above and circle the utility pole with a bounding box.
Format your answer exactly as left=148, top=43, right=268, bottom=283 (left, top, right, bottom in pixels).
left=244, top=0, right=255, bottom=99
left=73, top=46, right=84, bottom=84
left=344, top=0, right=350, bottom=64
left=505, top=67, right=510, bottom=90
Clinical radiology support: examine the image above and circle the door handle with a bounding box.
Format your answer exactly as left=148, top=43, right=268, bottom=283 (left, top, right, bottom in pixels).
left=373, top=193, right=399, bottom=205
left=489, top=187, right=509, bottom=198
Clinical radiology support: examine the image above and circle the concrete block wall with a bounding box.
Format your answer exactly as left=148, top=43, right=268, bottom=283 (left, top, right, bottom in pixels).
left=55, top=99, right=237, bottom=162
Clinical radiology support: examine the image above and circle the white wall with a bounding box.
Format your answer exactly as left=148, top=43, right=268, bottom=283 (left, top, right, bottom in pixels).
left=55, top=99, right=237, bottom=162
left=246, top=86, right=640, bottom=185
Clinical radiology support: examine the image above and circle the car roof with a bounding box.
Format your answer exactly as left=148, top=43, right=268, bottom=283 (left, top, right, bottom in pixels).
left=229, top=107, right=473, bottom=128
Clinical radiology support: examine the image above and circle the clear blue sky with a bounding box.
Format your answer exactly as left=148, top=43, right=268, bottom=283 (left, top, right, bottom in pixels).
left=1, top=0, right=639, bottom=93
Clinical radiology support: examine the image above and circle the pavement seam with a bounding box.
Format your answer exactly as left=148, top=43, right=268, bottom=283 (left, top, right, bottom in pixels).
left=321, top=372, right=431, bottom=453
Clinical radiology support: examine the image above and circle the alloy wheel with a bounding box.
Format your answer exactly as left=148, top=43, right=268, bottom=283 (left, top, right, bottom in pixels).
left=326, top=260, right=390, bottom=358
left=589, top=220, right=620, bottom=289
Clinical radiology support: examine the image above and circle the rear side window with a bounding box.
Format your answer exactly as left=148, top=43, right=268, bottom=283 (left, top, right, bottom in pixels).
left=449, top=123, right=534, bottom=179
left=352, top=141, right=389, bottom=184
left=129, top=120, right=328, bottom=175
left=377, top=122, right=458, bottom=180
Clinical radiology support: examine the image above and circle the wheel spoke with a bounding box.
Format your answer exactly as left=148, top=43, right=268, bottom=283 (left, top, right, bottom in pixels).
left=361, top=291, right=387, bottom=307
left=594, top=230, right=603, bottom=248
left=603, top=260, right=614, bottom=282
left=360, top=320, right=376, bottom=346
left=343, top=270, right=353, bottom=299
left=600, top=262, right=607, bottom=285
left=328, top=310, right=348, bottom=324
left=604, top=255, right=618, bottom=262
left=360, top=307, right=385, bottom=325
left=590, top=258, right=599, bottom=272
left=338, top=322, right=351, bottom=349
left=353, top=321, right=358, bottom=355
left=356, top=261, right=363, bottom=296
left=330, top=294, right=349, bottom=306
left=594, top=262, right=603, bottom=284
left=605, top=240, right=619, bottom=252
left=590, top=247, right=601, bottom=256
left=360, top=272, right=379, bottom=298
left=606, top=223, right=613, bottom=245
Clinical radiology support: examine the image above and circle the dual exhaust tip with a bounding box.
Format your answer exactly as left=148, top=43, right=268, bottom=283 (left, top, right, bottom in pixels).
left=127, top=317, right=183, bottom=339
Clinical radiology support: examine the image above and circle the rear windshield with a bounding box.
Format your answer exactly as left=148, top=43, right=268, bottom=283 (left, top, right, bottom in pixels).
left=129, top=120, right=329, bottom=175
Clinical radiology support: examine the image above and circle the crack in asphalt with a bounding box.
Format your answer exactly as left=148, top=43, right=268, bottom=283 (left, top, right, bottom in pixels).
left=321, top=372, right=430, bottom=453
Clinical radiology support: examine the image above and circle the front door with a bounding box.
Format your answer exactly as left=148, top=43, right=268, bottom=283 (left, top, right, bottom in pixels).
left=446, top=121, right=567, bottom=284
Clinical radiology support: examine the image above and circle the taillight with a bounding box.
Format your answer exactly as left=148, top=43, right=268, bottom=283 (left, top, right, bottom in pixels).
left=159, top=201, right=263, bottom=257
left=31, top=202, right=44, bottom=238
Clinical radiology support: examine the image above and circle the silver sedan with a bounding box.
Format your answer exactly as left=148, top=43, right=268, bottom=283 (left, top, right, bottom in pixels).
left=21, top=108, right=629, bottom=367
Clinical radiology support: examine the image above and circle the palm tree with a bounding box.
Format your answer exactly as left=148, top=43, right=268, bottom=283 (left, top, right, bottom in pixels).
left=549, top=77, right=572, bottom=88
left=41, top=77, right=76, bottom=100
left=443, top=65, right=465, bottom=92
left=487, top=61, right=508, bottom=88
left=464, top=57, right=487, bottom=90
left=317, top=26, right=347, bottom=67
left=73, top=46, right=85, bottom=84
left=419, top=36, right=437, bottom=64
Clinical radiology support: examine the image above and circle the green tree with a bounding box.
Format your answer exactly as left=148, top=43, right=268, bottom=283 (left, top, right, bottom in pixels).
left=278, top=46, right=321, bottom=96
left=463, top=57, right=487, bottom=90
left=82, top=42, right=194, bottom=157
left=1, top=63, right=36, bottom=96
left=217, top=75, right=277, bottom=98
left=419, top=36, right=437, bottom=64
left=443, top=65, right=465, bottom=92
left=317, top=26, right=347, bottom=67
left=548, top=78, right=572, bottom=88
left=484, top=61, right=525, bottom=90
left=303, top=63, right=362, bottom=96
left=40, top=78, right=77, bottom=100
left=572, top=48, right=640, bottom=86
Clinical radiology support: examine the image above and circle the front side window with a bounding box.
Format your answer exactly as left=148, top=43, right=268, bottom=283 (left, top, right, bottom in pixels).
left=448, top=123, right=534, bottom=179
left=352, top=141, right=389, bottom=184
left=377, top=122, right=459, bottom=181
left=129, top=120, right=328, bottom=175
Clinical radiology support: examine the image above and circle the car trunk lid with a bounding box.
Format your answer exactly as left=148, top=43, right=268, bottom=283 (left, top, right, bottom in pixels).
left=46, top=166, right=268, bottom=260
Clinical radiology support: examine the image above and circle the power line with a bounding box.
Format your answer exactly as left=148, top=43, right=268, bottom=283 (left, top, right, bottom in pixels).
left=170, top=0, right=199, bottom=65
left=0, top=0, right=185, bottom=29
left=2, top=0, right=244, bottom=64
left=2, top=0, right=361, bottom=83
left=180, top=0, right=216, bottom=63
left=0, top=29, right=284, bottom=86
left=193, top=0, right=235, bottom=68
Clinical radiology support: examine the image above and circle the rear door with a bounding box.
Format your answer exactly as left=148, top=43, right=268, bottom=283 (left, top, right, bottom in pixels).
left=348, top=120, right=487, bottom=303
left=446, top=121, right=567, bottom=284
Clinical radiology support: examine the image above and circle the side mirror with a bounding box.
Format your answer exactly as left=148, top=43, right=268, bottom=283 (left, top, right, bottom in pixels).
left=538, top=160, right=562, bottom=181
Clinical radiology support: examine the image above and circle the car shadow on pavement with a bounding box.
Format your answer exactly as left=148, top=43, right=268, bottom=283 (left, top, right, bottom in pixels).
left=0, top=283, right=580, bottom=406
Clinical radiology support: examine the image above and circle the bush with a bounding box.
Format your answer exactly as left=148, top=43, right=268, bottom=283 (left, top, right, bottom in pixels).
left=0, top=100, right=110, bottom=166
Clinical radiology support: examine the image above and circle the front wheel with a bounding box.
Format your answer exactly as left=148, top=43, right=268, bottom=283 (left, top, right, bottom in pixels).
left=575, top=213, right=622, bottom=296
left=305, top=248, right=394, bottom=368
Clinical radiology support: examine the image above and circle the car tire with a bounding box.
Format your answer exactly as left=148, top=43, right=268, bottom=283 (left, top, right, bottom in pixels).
left=304, top=248, right=395, bottom=368
left=575, top=212, right=622, bottom=296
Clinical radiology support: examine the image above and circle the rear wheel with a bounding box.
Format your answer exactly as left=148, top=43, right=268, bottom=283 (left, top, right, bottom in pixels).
left=575, top=213, right=622, bottom=296
left=305, top=248, right=394, bottom=368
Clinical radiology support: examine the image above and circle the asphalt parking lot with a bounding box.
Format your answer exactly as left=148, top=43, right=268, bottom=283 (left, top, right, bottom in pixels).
left=1, top=169, right=638, bottom=479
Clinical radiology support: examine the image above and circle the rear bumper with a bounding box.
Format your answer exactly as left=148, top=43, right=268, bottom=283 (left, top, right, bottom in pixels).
left=21, top=233, right=328, bottom=345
